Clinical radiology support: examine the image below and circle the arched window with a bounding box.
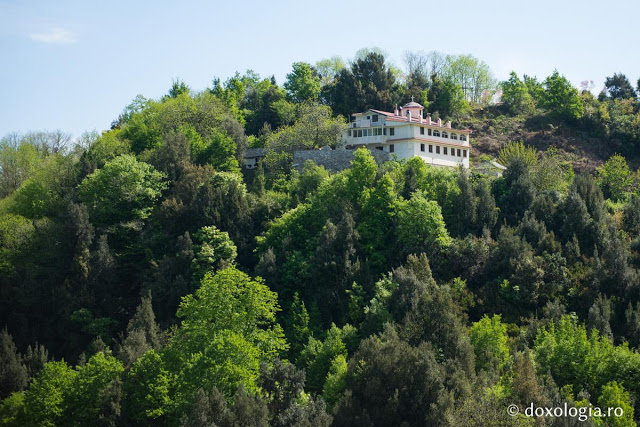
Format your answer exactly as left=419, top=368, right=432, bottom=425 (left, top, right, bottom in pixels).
left=451, top=133, right=458, bottom=140
left=442, top=131, right=448, bottom=138
left=460, top=134, right=467, bottom=141
left=433, top=130, right=440, bottom=137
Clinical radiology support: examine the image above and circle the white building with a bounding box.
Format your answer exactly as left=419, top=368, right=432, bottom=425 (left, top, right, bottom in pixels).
left=343, top=100, right=472, bottom=168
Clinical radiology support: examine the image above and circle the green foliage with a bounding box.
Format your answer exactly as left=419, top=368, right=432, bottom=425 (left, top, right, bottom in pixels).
left=0, top=391, right=24, bottom=426
left=428, top=75, right=470, bottom=119
left=316, top=56, right=345, bottom=85
left=284, top=292, right=310, bottom=362
left=300, top=323, right=352, bottom=394
left=21, top=360, right=76, bottom=426
left=443, top=53, right=496, bottom=104
left=295, top=160, right=329, bottom=202
left=524, top=75, right=544, bottom=103
left=211, top=70, right=286, bottom=135
left=604, top=73, right=636, bottom=100
left=0, top=329, right=28, bottom=398
left=597, top=381, right=635, bottom=427
left=167, top=267, right=287, bottom=408
left=396, top=191, right=451, bottom=256
left=182, top=385, right=270, bottom=427
left=83, top=129, right=131, bottom=170
left=498, top=141, right=538, bottom=168
left=117, top=293, right=162, bottom=369
left=70, top=308, right=117, bottom=342
left=190, top=225, right=237, bottom=279
left=333, top=325, right=451, bottom=426
left=197, top=128, right=240, bottom=172
left=0, top=214, right=34, bottom=275
left=475, top=177, right=498, bottom=232
left=322, top=354, right=347, bottom=409
left=501, top=71, right=534, bottom=114
left=0, top=135, right=43, bottom=198
left=125, top=350, right=172, bottom=422
left=284, top=62, right=321, bottom=103
left=9, top=50, right=640, bottom=426
left=166, top=78, right=190, bottom=99
left=9, top=154, right=76, bottom=219
left=346, top=148, right=377, bottom=202
left=532, top=148, right=571, bottom=193
left=64, top=351, right=124, bottom=425
left=357, top=174, right=397, bottom=272
left=541, top=70, right=584, bottom=121
left=623, top=194, right=640, bottom=238
left=266, top=102, right=346, bottom=151
left=596, top=154, right=633, bottom=202
left=78, top=154, right=167, bottom=227
left=121, top=91, right=247, bottom=161
left=534, top=315, right=640, bottom=401
left=470, top=314, right=510, bottom=372
left=324, top=51, right=400, bottom=117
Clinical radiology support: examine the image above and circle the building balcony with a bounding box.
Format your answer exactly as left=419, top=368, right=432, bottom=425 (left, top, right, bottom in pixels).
left=344, top=135, right=386, bottom=145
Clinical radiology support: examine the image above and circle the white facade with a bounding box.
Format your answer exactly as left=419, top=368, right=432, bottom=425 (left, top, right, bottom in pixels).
left=342, top=101, right=472, bottom=168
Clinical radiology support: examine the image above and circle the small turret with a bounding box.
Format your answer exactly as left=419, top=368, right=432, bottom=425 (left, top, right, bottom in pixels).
left=401, top=97, right=423, bottom=123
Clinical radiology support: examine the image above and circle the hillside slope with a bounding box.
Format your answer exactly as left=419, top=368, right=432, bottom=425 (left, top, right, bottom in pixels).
left=464, top=106, right=639, bottom=171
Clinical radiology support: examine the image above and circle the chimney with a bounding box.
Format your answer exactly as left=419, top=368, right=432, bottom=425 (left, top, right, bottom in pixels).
left=394, top=105, right=399, bottom=116
left=426, top=113, right=431, bottom=125
left=420, top=109, right=424, bottom=123
left=446, top=121, right=451, bottom=128
left=437, top=118, right=442, bottom=126
left=407, top=110, right=411, bottom=122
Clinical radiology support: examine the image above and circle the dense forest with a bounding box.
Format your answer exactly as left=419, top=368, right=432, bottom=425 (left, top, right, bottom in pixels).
left=2, top=49, right=640, bottom=426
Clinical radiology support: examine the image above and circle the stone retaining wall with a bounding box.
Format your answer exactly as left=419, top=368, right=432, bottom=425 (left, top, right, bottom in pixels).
left=292, top=148, right=391, bottom=172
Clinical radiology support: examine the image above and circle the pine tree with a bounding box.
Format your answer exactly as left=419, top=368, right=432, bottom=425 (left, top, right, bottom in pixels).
left=118, top=293, right=162, bottom=369
left=475, top=178, right=497, bottom=233
left=253, top=161, right=266, bottom=197
left=0, top=328, right=28, bottom=398
left=452, top=168, right=477, bottom=237
left=23, top=342, right=48, bottom=380
left=284, top=293, right=310, bottom=362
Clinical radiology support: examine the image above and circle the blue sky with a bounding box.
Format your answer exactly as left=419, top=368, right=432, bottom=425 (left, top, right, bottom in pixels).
left=1, top=0, right=639, bottom=139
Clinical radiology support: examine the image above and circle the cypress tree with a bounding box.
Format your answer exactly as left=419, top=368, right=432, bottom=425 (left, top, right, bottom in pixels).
left=0, top=328, right=28, bottom=398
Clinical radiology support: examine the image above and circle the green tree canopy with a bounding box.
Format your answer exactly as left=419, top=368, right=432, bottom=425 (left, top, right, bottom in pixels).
left=396, top=191, right=451, bottom=257
left=501, top=71, right=534, bottom=114
left=165, top=267, right=287, bottom=408
left=324, top=51, right=400, bottom=117
left=284, top=62, right=321, bottom=103
left=604, top=73, right=636, bottom=100
left=428, top=75, right=470, bottom=120
left=498, top=141, right=538, bottom=168
left=541, top=70, right=584, bottom=121
left=266, top=103, right=346, bottom=151
left=190, top=225, right=237, bottom=279
left=469, top=314, right=510, bottom=372
left=596, top=154, right=633, bottom=202
left=77, top=154, right=167, bottom=227
left=443, top=53, right=495, bottom=104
